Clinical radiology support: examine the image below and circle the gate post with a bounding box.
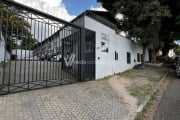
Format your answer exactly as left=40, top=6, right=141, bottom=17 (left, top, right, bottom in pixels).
left=79, top=27, right=86, bottom=81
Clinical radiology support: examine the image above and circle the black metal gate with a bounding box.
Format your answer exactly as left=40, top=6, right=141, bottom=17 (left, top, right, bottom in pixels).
left=83, top=29, right=96, bottom=80
left=0, top=0, right=82, bottom=95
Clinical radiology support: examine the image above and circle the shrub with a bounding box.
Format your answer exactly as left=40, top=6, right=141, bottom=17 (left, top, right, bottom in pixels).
left=156, top=56, right=174, bottom=64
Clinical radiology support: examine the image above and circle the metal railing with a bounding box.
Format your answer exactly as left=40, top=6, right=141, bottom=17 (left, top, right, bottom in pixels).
left=0, top=0, right=82, bottom=95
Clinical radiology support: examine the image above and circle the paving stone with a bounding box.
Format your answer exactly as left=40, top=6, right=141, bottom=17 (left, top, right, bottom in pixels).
left=0, top=80, right=128, bottom=120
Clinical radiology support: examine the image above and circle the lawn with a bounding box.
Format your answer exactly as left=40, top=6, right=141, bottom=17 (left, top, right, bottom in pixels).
left=119, top=66, right=167, bottom=105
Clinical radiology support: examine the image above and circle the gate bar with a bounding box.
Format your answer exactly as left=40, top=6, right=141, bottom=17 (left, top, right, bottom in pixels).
left=0, top=0, right=81, bottom=29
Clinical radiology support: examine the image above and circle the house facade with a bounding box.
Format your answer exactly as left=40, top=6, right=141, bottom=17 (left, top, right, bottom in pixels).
left=72, top=10, right=149, bottom=79
left=33, top=10, right=149, bottom=80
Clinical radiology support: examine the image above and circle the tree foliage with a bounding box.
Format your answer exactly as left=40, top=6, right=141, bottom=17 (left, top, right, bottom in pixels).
left=98, top=0, right=171, bottom=62
left=0, top=4, right=37, bottom=52
left=159, top=0, right=180, bottom=56
left=174, top=45, right=180, bottom=55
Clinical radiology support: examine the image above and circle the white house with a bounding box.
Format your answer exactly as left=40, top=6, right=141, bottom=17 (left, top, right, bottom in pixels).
left=33, top=32, right=62, bottom=58
left=12, top=49, right=33, bottom=60
left=168, top=49, right=175, bottom=58
left=71, top=10, right=149, bottom=79
left=0, top=32, right=10, bottom=62
left=34, top=10, right=149, bottom=80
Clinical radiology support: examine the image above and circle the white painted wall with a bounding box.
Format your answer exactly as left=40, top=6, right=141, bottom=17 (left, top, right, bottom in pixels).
left=84, top=16, right=149, bottom=79
left=12, top=49, right=33, bottom=60
left=0, top=32, right=10, bottom=62
left=32, top=13, right=149, bottom=80
left=168, top=49, right=175, bottom=58
left=72, top=16, right=84, bottom=27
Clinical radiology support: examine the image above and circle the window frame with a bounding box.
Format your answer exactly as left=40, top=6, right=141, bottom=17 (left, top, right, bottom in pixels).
left=115, top=51, right=118, bottom=60
left=127, top=52, right=131, bottom=64
left=137, top=53, right=140, bottom=62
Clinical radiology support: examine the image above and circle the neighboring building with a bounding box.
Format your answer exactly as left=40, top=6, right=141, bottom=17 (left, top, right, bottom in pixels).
left=12, top=49, right=33, bottom=60
left=33, top=10, right=149, bottom=80
left=168, top=49, right=175, bottom=58
left=0, top=32, right=10, bottom=62
left=33, top=34, right=62, bottom=57
left=157, top=49, right=175, bottom=58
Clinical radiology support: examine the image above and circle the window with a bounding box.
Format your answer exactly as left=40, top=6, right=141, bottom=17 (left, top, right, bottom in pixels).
left=127, top=52, right=131, bottom=64
left=115, top=51, right=118, bottom=60
left=101, top=33, right=109, bottom=53
left=101, top=41, right=109, bottom=53
left=137, top=53, right=140, bottom=62
left=141, top=54, right=143, bottom=62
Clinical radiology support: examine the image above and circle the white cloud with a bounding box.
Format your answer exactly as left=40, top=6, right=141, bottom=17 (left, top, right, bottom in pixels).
left=90, top=6, right=107, bottom=11
left=14, top=0, right=75, bottom=21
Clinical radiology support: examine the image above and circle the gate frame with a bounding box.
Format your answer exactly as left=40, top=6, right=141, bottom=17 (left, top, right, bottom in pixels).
left=0, top=0, right=88, bottom=95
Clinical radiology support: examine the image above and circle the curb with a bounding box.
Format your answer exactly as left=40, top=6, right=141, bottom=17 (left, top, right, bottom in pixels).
left=145, top=63, right=163, bottom=67
left=135, top=71, right=169, bottom=113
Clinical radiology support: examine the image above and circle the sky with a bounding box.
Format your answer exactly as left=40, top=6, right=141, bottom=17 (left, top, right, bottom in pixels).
left=63, top=0, right=105, bottom=15
left=14, top=0, right=106, bottom=21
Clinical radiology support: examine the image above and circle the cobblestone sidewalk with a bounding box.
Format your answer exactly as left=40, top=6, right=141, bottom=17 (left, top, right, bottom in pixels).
left=0, top=80, right=128, bottom=120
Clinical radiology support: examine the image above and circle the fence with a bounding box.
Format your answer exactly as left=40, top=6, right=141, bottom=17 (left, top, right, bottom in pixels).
left=0, top=0, right=82, bottom=95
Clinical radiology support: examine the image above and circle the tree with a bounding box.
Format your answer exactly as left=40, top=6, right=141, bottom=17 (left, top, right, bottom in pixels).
left=174, top=45, right=180, bottom=55
left=21, top=37, right=37, bottom=50
left=159, top=0, right=180, bottom=57
left=0, top=3, right=37, bottom=52
left=98, top=0, right=170, bottom=63
left=175, top=15, right=180, bottom=31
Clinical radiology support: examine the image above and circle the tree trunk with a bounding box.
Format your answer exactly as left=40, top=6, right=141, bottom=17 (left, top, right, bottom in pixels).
left=149, top=49, right=152, bottom=62
left=151, top=49, right=157, bottom=63
left=142, top=46, right=146, bottom=65
left=162, top=45, right=170, bottom=57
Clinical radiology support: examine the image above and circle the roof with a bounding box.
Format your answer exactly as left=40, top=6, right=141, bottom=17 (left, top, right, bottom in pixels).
left=34, top=10, right=119, bottom=48
left=71, top=10, right=118, bottom=29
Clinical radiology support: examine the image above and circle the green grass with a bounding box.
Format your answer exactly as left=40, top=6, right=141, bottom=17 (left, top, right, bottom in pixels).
left=119, top=67, right=163, bottom=105
left=135, top=92, right=156, bottom=120
left=118, top=70, right=136, bottom=78
left=119, top=69, right=160, bottom=80
left=129, top=83, right=153, bottom=105
left=135, top=111, right=145, bottom=120
left=117, top=67, right=166, bottom=120
left=148, top=76, right=162, bottom=82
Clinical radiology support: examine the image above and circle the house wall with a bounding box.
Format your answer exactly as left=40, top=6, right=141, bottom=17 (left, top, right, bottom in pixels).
left=33, top=31, right=62, bottom=57
left=12, top=49, right=33, bottom=60
left=72, top=16, right=85, bottom=27
left=0, top=32, right=10, bottom=62
left=84, top=16, right=149, bottom=79
left=168, top=49, right=175, bottom=58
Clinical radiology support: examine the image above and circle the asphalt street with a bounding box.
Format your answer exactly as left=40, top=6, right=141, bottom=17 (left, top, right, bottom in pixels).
left=155, top=72, right=180, bottom=120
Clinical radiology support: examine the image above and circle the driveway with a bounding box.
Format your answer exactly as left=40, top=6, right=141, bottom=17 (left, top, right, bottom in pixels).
left=0, top=61, right=64, bottom=84
left=155, top=72, right=180, bottom=120
left=0, top=61, right=78, bottom=94
left=0, top=66, right=168, bottom=120
left=0, top=80, right=128, bottom=120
